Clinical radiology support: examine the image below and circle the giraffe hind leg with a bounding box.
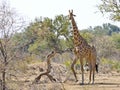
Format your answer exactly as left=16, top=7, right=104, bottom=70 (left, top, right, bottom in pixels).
left=88, top=63, right=92, bottom=84
left=92, top=65, right=96, bottom=84
left=89, top=71, right=92, bottom=84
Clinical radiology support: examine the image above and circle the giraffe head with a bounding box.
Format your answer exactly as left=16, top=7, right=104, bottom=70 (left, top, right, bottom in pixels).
left=68, top=10, right=76, bottom=20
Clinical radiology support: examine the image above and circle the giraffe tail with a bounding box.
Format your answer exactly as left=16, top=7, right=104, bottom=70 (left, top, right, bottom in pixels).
left=95, top=63, right=98, bottom=73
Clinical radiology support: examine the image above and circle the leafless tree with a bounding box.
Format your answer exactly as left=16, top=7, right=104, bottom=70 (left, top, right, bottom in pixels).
left=0, top=0, right=25, bottom=90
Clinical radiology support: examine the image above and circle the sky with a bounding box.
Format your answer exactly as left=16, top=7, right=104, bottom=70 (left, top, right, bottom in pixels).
left=9, top=0, right=119, bottom=29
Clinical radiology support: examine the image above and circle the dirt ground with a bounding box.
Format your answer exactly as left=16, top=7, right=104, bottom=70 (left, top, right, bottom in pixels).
left=63, top=72, right=120, bottom=90
left=25, top=72, right=120, bottom=90
left=9, top=62, right=120, bottom=90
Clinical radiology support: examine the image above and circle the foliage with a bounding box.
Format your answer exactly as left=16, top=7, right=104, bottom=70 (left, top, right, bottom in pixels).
left=111, top=33, right=120, bottom=49
left=14, top=15, right=72, bottom=55
left=88, top=23, right=120, bottom=36
left=97, top=0, right=120, bottom=21
left=12, top=20, right=120, bottom=62
left=23, top=54, right=42, bottom=64
left=80, top=30, right=94, bottom=43
left=64, top=60, right=71, bottom=69
left=101, top=58, right=120, bottom=71
left=86, top=24, right=120, bottom=59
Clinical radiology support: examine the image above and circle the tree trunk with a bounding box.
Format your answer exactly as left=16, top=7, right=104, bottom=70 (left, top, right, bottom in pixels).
left=2, top=69, right=6, bottom=90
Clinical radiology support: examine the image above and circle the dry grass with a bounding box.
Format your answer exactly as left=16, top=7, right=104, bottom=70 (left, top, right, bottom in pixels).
left=6, top=61, right=120, bottom=90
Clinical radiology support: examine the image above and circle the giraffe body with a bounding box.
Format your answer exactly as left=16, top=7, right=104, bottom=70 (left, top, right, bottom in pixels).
left=69, top=10, right=98, bottom=84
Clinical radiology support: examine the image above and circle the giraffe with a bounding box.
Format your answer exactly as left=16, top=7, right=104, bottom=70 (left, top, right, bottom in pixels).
left=68, top=10, right=98, bottom=84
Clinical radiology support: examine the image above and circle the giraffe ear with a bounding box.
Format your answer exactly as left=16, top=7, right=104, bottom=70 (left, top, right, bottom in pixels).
left=71, top=9, right=73, bottom=13
left=69, top=10, right=71, bottom=13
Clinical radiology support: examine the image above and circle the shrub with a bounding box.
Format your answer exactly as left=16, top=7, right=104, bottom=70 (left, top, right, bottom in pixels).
left=101, top=58, right=120, bottom=71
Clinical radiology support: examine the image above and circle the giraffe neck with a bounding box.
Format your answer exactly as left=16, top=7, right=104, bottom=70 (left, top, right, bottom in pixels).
left=71, top=17, right=78, bottom=29
left=71, top=17, right=82, bottom=46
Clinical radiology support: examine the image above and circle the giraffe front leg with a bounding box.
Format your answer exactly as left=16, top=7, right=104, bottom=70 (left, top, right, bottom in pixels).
left=71, top=57, right=78, bottom=82
left=80, top=58, right=84, bottom=85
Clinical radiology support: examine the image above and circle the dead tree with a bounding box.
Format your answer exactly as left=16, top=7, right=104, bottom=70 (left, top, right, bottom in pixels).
left=33, top=51, right=57, bottom=83
left=0, top=1, right=25, bottom=90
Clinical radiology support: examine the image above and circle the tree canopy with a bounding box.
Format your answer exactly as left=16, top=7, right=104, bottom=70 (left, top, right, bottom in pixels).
left=98, top=0, right=120, bottom=21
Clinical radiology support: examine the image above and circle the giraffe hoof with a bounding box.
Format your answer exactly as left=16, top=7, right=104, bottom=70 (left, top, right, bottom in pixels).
left=80, top=83, right=84, bottom=85
left=88, top=81, right=91, bottom=84
left=75, top=80, right=78, bottom=82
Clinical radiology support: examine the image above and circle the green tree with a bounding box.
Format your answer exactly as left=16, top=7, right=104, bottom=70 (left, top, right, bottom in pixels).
left=89, top=23, right=120, bottom=36
left=92, top=25, right=107, bottom=36
left=103, top=23, right=120, bottom=35
left=98, top=0, right=120, bottom=21
left=112, top=33, right=120, bottom=49
left=80, top=30, right=94, bottom=43
left=14, top=15, right=72, bottom=55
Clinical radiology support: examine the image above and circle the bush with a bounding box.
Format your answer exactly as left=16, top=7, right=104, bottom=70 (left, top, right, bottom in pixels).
left=101, top=58, right=120, bottom=71
left=64, top=60, right=71, bottom=69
